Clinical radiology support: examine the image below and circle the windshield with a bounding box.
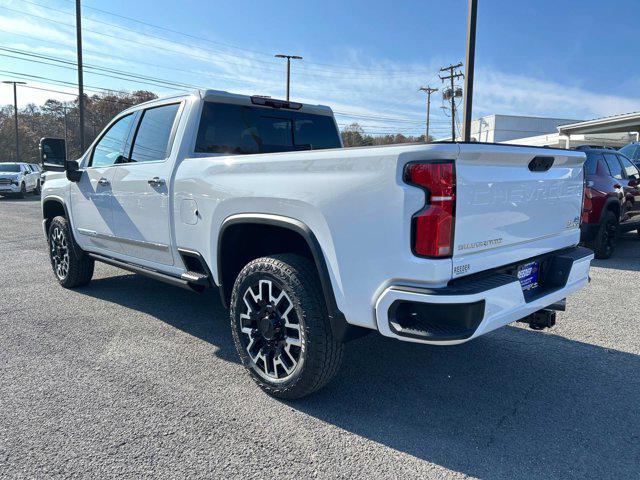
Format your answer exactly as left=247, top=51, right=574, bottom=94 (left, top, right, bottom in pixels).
left=195, top=102, right=341, bottom=155
left=619, top=143, right=638, bottom=160
left=0, top=163, right=21, bottom=173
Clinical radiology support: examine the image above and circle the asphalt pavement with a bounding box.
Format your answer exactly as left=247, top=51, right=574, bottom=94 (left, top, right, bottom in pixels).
left=1, top=195, right=639, bottom=479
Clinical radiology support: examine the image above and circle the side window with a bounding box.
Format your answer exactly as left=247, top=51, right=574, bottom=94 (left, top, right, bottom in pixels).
left=619, top=155, right=640, bottom=179
left=90, top=114, right=135, bottom=167
left=604, top=153, right=624, bottom=180
left=584, top=153, right=601, bottom=175
left=129, top=103, right=180, bottom=163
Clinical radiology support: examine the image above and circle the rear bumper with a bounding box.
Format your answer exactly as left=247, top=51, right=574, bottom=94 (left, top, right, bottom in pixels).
left=374, top=247, right=593, bottom=345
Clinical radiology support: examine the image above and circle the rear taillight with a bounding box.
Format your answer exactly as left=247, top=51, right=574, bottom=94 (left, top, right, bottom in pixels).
left=404, top=161, right=456, bottom=257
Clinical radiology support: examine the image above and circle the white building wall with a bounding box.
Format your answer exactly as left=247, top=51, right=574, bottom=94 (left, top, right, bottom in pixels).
left=469, top=115, right=582, bottom=143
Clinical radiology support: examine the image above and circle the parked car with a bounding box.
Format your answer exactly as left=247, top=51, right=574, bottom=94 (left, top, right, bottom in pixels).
left=39, top=90, right=593, bottom=398
left=0, top=162, right=40, bottom=198
left=619, top=141, right=640, bottom=167
left=28, top=163, right=42, bottom=194
left=579, top=145, right=640, bottom=258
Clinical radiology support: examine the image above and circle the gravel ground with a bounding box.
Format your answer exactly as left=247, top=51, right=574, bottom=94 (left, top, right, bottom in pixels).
left=1, top=195, right=639, bottom=479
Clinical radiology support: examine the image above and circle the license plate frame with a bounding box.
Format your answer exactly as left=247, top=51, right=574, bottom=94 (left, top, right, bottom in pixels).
left=517, top=261, right=540, bottom=292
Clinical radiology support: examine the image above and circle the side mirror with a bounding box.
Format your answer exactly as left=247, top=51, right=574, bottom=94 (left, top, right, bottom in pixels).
left=39, top=138, right=66, bottom=172
left=65, top=160, right=82, bottom=183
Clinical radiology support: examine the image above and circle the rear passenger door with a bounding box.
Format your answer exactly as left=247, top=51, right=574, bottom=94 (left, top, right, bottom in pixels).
left=110, top=101, right=183, bottom=266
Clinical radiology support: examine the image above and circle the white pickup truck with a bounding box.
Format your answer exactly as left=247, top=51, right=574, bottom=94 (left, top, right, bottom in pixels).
left=40, top=90, right=593, bottom=398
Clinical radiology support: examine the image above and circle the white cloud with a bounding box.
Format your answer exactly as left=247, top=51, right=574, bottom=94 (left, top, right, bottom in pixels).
left=474, top=69, right=640, bottom=120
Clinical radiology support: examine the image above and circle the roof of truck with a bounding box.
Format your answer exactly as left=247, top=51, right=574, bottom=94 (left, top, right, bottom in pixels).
left=198, top=89, right=334, bottom=116
left=122, top=89, right=334, bottom=117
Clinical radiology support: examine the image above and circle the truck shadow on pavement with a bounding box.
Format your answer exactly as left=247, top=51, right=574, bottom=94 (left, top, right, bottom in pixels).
left=82, top=270, right=639, bottom=479
left=302, top=327, right=640, bottom=479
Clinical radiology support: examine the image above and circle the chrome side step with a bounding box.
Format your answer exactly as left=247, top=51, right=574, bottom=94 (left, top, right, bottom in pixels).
left=88, top=253, right=193, bottom=290
left=180, top=271, right=210, bottom=286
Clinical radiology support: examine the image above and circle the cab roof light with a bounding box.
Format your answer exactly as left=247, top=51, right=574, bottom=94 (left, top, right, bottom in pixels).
left=250, top=96, right=302, bottom=110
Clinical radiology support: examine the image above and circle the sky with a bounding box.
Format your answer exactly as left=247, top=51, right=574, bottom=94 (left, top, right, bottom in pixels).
left=0, top=0, right=639, bottom=138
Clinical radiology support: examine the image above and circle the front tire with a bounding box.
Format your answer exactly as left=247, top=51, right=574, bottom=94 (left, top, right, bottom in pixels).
left=591, top=210, right=618, bottom=259
left=230, top=254, right=344, bottom=399
left=17, top=182, right=25, bottom=199
left=48, top=216, right=94, bottom=288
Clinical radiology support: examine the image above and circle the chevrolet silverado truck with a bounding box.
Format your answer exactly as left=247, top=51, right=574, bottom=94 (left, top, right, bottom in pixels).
left=39, top=90, right=593, bottom=399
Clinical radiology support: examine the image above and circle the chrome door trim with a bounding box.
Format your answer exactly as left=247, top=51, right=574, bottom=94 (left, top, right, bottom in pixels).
left=77, top=229, right=169, bottom=251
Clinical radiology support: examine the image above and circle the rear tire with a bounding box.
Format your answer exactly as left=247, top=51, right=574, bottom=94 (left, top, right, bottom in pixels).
left=230, top=254, right=343, bottom=399
left=591, top=211, right=618, bottom=259
left=48, top=216, right=94, bottom=288
left=33, top=181, right=41, bottom=195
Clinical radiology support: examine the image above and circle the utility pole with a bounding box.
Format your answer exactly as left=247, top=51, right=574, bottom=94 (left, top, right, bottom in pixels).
left=274, top=54, right=303, bottom=101
left=62, top=103, right=69, bottom=146
left=2, top=80, right=26, bottom=162
left=418, top=86, right=438, bottom=142
left=75, top=0, right=85, bottom=152
left=439, top=62, right=464, bottom=141
left=462, top=0, right=478, bottom=142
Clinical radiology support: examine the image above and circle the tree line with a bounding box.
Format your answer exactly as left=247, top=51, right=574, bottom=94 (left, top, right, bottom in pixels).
left=0, top=90, right=157, bottom=164
left=0, top=90, right=429, bottom=163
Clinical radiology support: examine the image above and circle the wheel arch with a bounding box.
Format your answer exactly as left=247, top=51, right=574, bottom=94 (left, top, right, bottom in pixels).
left=217, top=213, right=366, bottom=342
left=602, top=197, right=621, bottom=222
left=42, top=195, right=70, bottom=236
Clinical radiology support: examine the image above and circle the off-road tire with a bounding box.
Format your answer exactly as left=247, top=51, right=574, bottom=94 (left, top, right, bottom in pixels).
left=591, top=210, right=618, bottom=259
left=33, top=181, right=41, bottom=195
left=48, top=216, right=94, bottom=288
left=230, top=254, right=344, bottom=399
left=17, top=182, right=25, bottom=199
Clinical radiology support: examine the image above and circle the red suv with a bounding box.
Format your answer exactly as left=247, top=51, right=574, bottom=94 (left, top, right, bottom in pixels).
left=580, top=146, right=640, bottom=258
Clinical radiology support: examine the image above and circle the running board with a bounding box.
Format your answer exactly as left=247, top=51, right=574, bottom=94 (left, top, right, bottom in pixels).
left=88, top=253, right=193, bottom=290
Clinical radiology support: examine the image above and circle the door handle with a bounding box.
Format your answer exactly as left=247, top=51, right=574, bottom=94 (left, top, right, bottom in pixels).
left=98, top=177, right=110, bottom=186
left=148, top=177, right=166, bottom=187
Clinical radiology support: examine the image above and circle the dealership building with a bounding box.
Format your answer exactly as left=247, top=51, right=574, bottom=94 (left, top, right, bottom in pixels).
left=462, top=113, right=638, bottom=148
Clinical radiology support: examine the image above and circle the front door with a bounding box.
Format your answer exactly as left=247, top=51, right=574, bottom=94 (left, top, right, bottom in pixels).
left=618, top=154, right=640, bottom=225
left=70, top=112, right=136, bottom=253
left=110, top=102, right=182, bottom=266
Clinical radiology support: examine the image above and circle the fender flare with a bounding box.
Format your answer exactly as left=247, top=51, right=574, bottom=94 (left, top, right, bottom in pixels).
left=217, top=213, right=366, bottom=342
left=41, top=195, right=71, bottom=233
left=600, top=197, right=621, bottom=223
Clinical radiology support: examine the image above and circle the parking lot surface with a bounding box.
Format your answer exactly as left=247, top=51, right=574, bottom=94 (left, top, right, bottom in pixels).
left=1, top=196, right=639, bottom=479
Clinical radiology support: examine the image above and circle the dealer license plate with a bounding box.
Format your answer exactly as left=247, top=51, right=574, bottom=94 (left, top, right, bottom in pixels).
left=517, top=261, right=540, bottom=292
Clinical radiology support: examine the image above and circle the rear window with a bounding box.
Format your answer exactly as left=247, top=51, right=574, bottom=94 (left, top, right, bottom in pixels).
left=195, top=102, right=341, bottom=155
left=584, top=153, right=601, bottom=175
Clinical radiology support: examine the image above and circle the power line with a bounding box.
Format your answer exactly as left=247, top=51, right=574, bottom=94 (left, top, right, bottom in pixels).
left=0, top=47, right=201, bottom=90
left=8, top=0, right=432, bottom=79
left=54, top=0, right=431, bottom=75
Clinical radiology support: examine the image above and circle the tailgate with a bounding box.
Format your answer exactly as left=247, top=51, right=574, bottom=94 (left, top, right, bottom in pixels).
left=452, top=144, right=586, bottom=277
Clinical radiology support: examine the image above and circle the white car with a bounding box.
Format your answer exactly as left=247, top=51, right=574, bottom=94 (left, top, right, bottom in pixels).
left=40, top=90, right=593, bottom=398
left=0, top=162, right=40, bottom=197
